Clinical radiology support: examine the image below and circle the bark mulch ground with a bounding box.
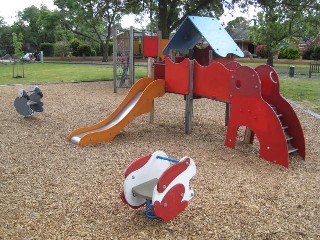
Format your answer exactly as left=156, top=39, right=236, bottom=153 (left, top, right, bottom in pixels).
left=1, top=81, right=319, bottom=239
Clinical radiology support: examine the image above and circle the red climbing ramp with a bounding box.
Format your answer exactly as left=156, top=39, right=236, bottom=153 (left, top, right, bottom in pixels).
left=255, top=65, right=305, bottom=160
left=224, top=65, right=304, bottom=167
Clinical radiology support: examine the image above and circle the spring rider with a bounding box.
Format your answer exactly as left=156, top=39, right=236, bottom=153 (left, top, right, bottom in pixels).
left=121, top=150, right=196, bottom=222
left=14, top=87, right=44, bottom=117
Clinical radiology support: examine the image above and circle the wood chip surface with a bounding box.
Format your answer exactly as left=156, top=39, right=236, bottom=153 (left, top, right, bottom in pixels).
left=0, top=81, right=319, bottom=239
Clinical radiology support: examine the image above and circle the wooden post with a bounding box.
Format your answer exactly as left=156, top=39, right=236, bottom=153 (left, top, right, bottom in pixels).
left=113, top=27, right=117, bottom=93
left=225, top=102, right=230, bottom=126
left=244, top=128, right=254, bottom=144
left=147, top=57, right=154, bottom=78
left=185, top=58, right=194, bottom=134
left=148, top=57, right=155, bottom=124
left=209, top=50, right=213, bottom=63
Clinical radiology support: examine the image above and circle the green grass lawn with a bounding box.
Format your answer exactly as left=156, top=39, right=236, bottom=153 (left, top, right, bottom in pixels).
left=239, top=61, right=312, bottom=75
left=280, top=77, right=320, bottom=113
left=1, top=62, right=319, bottom=113
left=0, top=63, right=147, bottom=85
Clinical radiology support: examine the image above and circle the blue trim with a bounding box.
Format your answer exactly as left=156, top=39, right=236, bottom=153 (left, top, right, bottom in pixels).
left=156, top=155, right=179, bottom=163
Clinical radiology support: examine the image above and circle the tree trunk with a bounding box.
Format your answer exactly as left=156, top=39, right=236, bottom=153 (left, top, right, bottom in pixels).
left=158, top=0, right=169, bottom=39
left=101, top=41, right=108, bottom=62
left=267, top=51, right=274, bottom=66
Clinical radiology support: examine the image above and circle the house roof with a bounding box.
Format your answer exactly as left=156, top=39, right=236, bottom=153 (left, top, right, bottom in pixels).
left=229, top=27, right=250, bottom=41
left=163, top=16, right=244, bottom=57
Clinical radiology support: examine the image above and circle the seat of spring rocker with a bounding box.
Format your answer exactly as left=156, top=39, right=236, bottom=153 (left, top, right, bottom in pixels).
left=27, top=100, right=38, bottom=106
left=132, top=178, right=158, bottom=200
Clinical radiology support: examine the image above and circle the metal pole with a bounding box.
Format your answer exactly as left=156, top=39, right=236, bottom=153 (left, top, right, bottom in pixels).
left=156, top=155, right=180, bottom=163
left=142, top=30, right=145, bottom=59
left=147, top=57, right=155, bottom=124
left=40, top=51, right=43, bottom=63
left=157, top=30, right=162, bottom=62
left=129, top=26, right=134, bottom=86
left=185, top=57, right=194, bottom=134
left=113, top=27, right=117, bottom=93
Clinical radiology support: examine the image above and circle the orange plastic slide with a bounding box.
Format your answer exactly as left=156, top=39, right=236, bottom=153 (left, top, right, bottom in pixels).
left=68, top=77, right=165, bottom=146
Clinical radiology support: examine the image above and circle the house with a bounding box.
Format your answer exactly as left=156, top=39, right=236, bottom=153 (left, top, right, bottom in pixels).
left=228, top=27, right=255, bottom=56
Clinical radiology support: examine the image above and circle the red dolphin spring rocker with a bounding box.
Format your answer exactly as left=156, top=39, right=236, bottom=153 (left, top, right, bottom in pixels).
left=121, top=151, right=196, bottom=222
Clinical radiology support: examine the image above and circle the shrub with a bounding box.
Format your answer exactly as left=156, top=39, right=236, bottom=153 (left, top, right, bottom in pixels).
left=279, top=46, right=300, bottom=60
left=255, top=45, right=268, bottom=58
left=311, top=45, right=320, bottom=60
left=69, top=38, right=81, bottom=56
left=54, top=41, right=71, bottom=57
left=78, top=44, right=93, bottom=56
left=302, top=44, right=314, bottom=60
left=40, top=42, right=54, bottom=57
left=108, top=41, right=113, bottom=56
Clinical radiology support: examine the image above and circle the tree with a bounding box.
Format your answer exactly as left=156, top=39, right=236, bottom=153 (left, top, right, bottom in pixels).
left=0, top=16, right=5, bottom=26
left=0, top=19, right=14, bottom=56
left=12, top=6, right=65, bottom=52
left=54, top=0, right=127, bottom=62
left=249, top=0, right=320, bottom=66
left=225, top=16, right=250, bottom=35
left=126, top=0, right=233, bottom=38
left=12, top=32, right=23, bottom=59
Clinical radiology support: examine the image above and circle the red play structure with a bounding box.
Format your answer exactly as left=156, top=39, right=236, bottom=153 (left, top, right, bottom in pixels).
left=151, top=16, right=306, bottom=168
left=154, top=57, right=305, bottom=168
left=69, top=16, right=305, bottom=168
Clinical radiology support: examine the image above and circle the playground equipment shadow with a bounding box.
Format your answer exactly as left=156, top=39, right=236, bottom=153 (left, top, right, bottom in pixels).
left=1, top=81, right=319, bottom=239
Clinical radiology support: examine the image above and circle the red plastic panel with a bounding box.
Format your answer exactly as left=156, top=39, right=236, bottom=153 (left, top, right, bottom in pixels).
left=154, top=60, right=165, bottom=80
left=225, top=66, right=290, bottom=167
left=225, top=61, right=241, bottom=71
left=157, top=158, right=190, bottom=193
left=124, top=154, right=151, bottom=178
left=165, top=57, right=190, bottom=94
left=193, top=60, right=232, bottom=101
left=154, top=184, right=188, bottom=222
left=143, top=36, right=159, bottom=57
left=175, top=56, right=186, bottom=63
left=255, top=65, right=305, bottom=159
left=193, top=46, right=212, bottom=66
left=212, top=58, right=235, bottom=65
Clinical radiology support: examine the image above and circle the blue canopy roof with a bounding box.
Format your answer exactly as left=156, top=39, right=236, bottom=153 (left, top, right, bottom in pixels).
left=163, top=16, right=244, bottom=57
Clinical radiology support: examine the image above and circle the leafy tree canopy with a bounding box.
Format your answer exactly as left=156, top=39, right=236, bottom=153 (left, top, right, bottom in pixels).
left=12, top=5, right=65, bottom=51
left=54, top=0, right=127, bottom=61
left=125, top=0, right=233, bottom=38
left=249, top=0, right=320, bottom=65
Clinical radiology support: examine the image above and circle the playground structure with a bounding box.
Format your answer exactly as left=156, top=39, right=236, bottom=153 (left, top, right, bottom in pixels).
left=113, top=27, right=135, bottom=92
left=69, top=16, right=305, bottom=168
left=121, top=150, right=196, bottom=222
left=68, top=77, right=165, bottom=145
left=14, top=87, right=44, bottom=117
left=112, top=27, right=169, bottom=93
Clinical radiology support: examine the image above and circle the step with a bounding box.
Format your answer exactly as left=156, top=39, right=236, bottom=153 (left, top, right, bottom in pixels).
left=269, top=104, right=282, bottom=116
left=288, top=144, right=298, bottom=155
left=284, top=132, right=293, bottom=141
